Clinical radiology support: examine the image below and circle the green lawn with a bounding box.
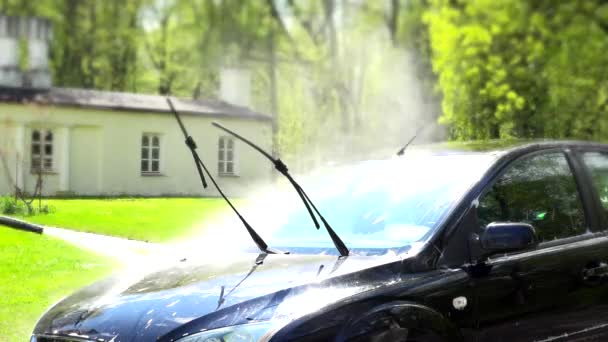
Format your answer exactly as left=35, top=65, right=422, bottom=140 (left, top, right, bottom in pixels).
left=0, top=226, right=113, bottom=341
left=14, top=198, right=228, bottom=242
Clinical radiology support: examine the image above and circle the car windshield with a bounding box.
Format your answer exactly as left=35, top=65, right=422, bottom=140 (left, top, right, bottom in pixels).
left=234, top=153, right=497, bottom=255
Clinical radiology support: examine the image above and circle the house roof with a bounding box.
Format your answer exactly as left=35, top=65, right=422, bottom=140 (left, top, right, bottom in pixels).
left=0, top=86, right=272, bottom=121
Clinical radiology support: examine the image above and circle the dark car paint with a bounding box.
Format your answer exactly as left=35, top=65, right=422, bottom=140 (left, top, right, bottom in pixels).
left=471, top=233, right=608, bottom=341
left=32, top=141, right=608, bottom=342
left=439, top=142, right=608, bottom=341
left=33, top=253, right=410, bottom=341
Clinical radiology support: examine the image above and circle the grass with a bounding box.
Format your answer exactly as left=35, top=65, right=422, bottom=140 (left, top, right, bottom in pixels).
left=0, top=226, right=113, bottom=341
left=12, top=198, right=228, bottom=242
left=0, top=198, right=227, bottom=340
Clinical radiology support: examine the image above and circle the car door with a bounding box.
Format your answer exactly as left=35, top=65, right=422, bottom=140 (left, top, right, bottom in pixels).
left=572, top=148, right=608, bottom=336
left=468, top=149, right=608, bottom=341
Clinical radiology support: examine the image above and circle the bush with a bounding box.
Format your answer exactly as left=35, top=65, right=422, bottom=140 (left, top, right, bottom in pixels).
left=0, top=196, right=54, bottom=216
left=0, top=196, right=27, bottom=215
left=39, top=204, right=55, bottom=214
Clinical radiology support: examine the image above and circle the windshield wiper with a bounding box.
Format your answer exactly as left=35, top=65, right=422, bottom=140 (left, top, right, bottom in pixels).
left=211, top=122, right=349, bottom=257
left=167, top=98, right=284, bottom=255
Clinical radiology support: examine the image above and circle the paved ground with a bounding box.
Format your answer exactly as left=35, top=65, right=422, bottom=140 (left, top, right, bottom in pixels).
left=44, top=226, right=173, bottom=265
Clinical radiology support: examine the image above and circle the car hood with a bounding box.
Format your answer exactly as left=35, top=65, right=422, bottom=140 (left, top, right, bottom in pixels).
left=33, top=252, right=407, bottom=341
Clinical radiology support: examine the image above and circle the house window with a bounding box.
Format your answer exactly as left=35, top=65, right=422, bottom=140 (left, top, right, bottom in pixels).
left=141, top=134, right=161, bottom=174
left=31, top=129, right=53, bottom=172
left=218, top=137, right=236, bottom=175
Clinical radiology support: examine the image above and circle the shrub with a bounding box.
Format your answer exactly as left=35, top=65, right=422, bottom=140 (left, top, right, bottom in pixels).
left=0, top=196, right=54, bottom=216
left=39, top=204, right=55, bottom=214
left=0, top=196, right=27, bottom=215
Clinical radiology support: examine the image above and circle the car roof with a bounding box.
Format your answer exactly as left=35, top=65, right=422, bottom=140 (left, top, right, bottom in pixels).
left=410, top=139, right=608, bottom=156
left=314, top=140, right=608, bottom=171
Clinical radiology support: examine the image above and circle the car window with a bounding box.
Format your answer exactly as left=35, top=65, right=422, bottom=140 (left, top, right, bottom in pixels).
left=581, top=152, right=608, bottom=222
left=478, top=152, right=586, bottom=242
left=212, top=154, right=497, bottom=255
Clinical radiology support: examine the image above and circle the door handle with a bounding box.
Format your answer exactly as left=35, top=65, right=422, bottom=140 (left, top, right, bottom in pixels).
left=582, top=262, right=608, bottom=281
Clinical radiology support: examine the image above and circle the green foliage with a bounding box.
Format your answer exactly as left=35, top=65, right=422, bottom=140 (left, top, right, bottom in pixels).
left=0, top=196, right=54, bottom=215
left=17, top=37, right=28, bottom=71
left=0, top=196, right=31, bottom=215
left=424, top=0, right=608, bottom=140
left=270, top=0, right=445, bottom=165
left=38, top=203, right=53, bottom=214
left=0, top=196, right=22, bottom=215
left=0, top=0, right=143, bottom=91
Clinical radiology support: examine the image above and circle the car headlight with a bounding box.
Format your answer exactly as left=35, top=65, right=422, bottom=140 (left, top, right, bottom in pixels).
left=176, top=322, right=278, bottom=342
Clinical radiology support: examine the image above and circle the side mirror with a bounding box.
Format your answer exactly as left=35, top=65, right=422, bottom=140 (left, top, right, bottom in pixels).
left=481, top=222, right=538, bottom=253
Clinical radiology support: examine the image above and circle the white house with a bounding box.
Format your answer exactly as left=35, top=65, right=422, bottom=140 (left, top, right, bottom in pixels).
left=0, top=16, right=273, bottom=197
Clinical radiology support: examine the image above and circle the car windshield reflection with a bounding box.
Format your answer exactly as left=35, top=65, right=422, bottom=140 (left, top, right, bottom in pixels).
left=238, top=153, right=497, bottom=256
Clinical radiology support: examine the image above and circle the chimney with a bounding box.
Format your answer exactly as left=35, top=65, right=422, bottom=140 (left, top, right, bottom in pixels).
left=0, top=15, right=22, bottom=87
left=219, top=67, right=251, bottom=107
left=24, top=17, right=52, bottom=89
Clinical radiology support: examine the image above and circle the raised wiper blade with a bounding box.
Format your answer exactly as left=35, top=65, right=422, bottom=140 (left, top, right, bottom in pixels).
left=396, top=125, right=427, bottom=156
left=169, top=99, right=208, bottom=188
left=167, top=98, right=284, bottom=255
left=212, top=122, right=349, bottom=257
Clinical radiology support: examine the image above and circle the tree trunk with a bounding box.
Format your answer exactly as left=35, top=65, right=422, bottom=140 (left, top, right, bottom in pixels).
left=57, top=0, right=82, bottom=86
left=83, top=1, right=97, bottom=88
left=388, top=0, right=401, bottom=46
left=268, top=29, right=279, bottom=158
left=158, top=15, right=170, bottom=95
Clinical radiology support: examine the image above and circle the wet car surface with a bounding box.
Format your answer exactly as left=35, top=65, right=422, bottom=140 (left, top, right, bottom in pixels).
left=32, top=141, right=608, bottom=341
left=33, top=253, right=404, bottom=341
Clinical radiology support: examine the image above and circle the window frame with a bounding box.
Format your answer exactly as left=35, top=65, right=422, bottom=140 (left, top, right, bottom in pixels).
left=30, top=128, right=55, bottom=173
left=217, top=136, right=237, bottom=177
left=475, top=148, right=593, bottom=248
left=140, top=133, right=163, bottom=176
left=438, top=146, right=605, bottom=268
left=571, top=147, right=608, bottom=232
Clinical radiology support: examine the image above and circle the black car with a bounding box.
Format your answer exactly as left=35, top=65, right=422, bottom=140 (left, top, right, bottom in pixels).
left=31, top=141, right=608, bottom=342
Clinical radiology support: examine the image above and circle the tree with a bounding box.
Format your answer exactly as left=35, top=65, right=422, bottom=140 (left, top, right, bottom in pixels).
left=424, top=0, right=608, bottom=140
left=0, top=0, right=144, bottom=91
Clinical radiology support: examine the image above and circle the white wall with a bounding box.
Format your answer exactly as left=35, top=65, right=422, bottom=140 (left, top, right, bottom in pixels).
left=70, top=126, right=102, bottom=195
left=0, top=104, right=273, bottom=197
left=0, top=122, right=16, bottom=194
left=0, top=119, right=27, bottom=195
